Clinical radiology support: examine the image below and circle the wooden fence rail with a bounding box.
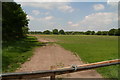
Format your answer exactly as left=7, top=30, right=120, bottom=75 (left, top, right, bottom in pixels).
left=1, top=59, right=120, bottom=80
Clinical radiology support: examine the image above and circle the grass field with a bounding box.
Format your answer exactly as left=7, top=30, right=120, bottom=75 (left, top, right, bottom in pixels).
left=37, top=35, right=118, bottom=78
left=2, top=36, right=43, bottom=72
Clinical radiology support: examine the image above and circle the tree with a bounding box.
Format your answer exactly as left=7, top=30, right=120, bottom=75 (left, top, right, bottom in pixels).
left=43, top=30, right=51, bottom=34
left=96, top=31, right=102, bottom=35
left=53, top=29, right=59, bottom=34
left=91, top=31, right=95, bottom=35
left=85, top=31, right=91, bottom=35
left=117, top=28, right=120, bottom=36
left=2, top=2, right=29, bottom=41
left=102, top=31, right=108, bottom=35
left=65, top=31, right=73, bottom=35
left=59, top=29, right=65, bottom=35
left=22, top=27, right=29, bottom=35
left=108, top=29, right=116, bottom=35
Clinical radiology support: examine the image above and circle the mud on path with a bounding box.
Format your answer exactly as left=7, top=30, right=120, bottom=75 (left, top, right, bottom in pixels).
left=16, top=36, right=102, bottom=78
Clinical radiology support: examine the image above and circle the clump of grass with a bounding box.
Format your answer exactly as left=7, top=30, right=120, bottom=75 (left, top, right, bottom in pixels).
left=2, top=36, right=44, bottom=73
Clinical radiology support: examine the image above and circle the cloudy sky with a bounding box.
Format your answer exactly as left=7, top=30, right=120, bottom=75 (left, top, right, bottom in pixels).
left=15, top=1, right=118, bottom=31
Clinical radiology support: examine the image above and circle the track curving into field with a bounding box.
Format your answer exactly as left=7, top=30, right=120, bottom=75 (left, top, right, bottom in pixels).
left=16, top=35, right=102, bottom=78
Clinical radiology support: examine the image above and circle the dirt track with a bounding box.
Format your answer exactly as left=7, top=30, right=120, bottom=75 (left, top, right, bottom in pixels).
left=16, top=36, right=102, bottom=78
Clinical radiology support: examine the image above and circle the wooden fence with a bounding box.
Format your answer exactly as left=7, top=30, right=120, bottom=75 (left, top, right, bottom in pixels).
left=1, top=59, right=120, bottom=80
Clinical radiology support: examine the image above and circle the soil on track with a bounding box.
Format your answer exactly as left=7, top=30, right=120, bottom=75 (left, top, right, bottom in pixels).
left=16, top=36, right=102, bottom=78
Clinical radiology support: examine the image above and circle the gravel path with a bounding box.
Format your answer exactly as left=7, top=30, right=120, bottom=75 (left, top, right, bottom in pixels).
left=16, top=36, right=102, bottom=78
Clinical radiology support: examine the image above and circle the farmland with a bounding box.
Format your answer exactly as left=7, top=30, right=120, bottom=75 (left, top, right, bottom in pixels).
left=37, top=35, right=118, bottom=78
left=2, top=2, right=119, bottom=79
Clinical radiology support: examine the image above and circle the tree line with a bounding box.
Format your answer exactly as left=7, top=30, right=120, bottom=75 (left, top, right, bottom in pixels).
left=2, top=2, right=120, bottom=42
left=29, top=28, right=120, bottom=36
left=2, top=2, right=29, bottom=41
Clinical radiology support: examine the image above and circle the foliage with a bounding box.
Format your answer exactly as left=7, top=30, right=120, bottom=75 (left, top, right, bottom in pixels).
left=59, top=29, right=65, bottom=35
left=96, top=31, right=102, bottom=35
left=85, top=31, right=92, bottom=35
left=91, top=31, right=95, bottom=35
left=28, top=28, right=120, bottom=36
left=108, top=28, right=120, bottom=36
left=108, top=29, right=116, bottom=35
left=22, top=27, right=29, bottom=36
left=52, top=29, right=59, bottom=34
left=2, top=2, right=29, bottom=41
left=102, top=31, right=108, bottom=35
left=43, top=30, right=51, bottom=34
left=65, top=31, right=73, bottom=35
left=29, top=31, right=42, bottom=34
left=72, top=31, right=84, bottom=35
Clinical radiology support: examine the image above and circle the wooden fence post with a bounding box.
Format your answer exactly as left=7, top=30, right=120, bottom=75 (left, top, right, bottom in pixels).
left=50, top=75, right=55, bottom=80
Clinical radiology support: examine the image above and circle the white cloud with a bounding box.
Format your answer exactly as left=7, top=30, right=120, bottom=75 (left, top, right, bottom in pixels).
left=67, top=12, right=118, bottom=31
left=27, top=15, right=35, bottom=20
left=27, top=15, right=54, bottom=21
left=27, top=15, right=55, bottom=31
left=20, top=2, right=74, bottom=13
left=68, top=21, right=73, bottom=24
left=107, top=2, right=118, bottom=7
left=93, top=4, right=105, bottom=11
left=16, top=0, right=119, bottom=2
left=79, top=12, right=118, bottom=30
left=15, top=0, right=71, bottom=2
left=44, top=16, right=54, bottom=20
left=58, top=5, right=74, bottom=12
left=67, top=12, right=117, bottom=30
left=32, top=10, right=50, bottom=16
left=107, top=0, right=120, bottom=3
left=45, top=12, right=50, bottom=15
left=71, top=23, right=79, bottom=27
left=21, top=3, right=54, bottom=9
left=107, top=0, right=118, bottom=8
left=68, top=21, right=79, bottom=27
left=32, top=10, right=40, bottom=15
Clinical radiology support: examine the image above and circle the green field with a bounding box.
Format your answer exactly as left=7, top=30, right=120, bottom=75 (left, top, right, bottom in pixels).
left=2, top=36, right=43, bottom=72
left=38, top=35, right=119, bottom=78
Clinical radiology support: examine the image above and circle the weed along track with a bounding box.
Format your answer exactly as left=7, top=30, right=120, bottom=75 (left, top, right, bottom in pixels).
left=16, top=36, right=102, bottom=78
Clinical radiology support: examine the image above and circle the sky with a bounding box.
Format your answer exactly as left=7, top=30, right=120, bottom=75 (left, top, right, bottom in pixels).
left=15, top=0, right=119, bottom=31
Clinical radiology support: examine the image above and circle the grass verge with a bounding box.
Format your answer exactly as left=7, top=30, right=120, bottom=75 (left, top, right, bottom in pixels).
left=2, top=36, right=44, bottom=73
